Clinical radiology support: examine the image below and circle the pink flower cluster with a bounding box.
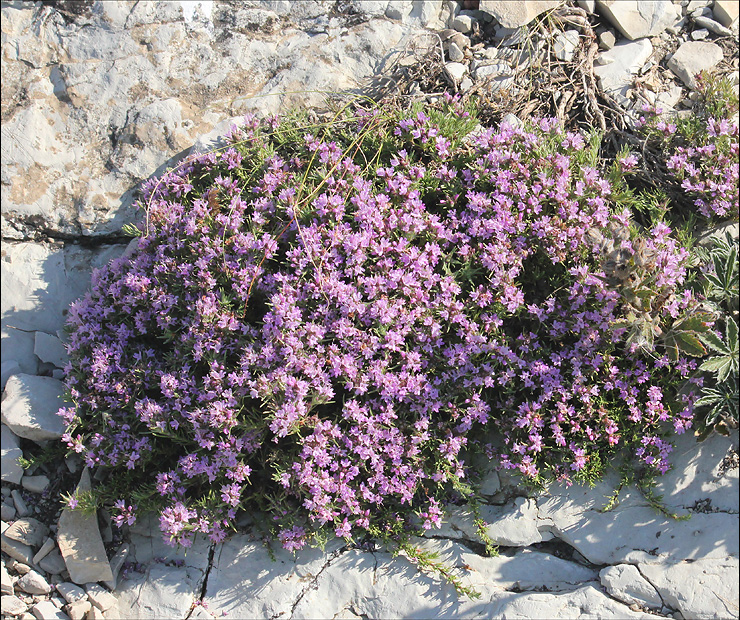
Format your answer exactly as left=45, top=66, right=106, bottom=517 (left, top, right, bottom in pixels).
left=59, top=103, right=697, bottom=550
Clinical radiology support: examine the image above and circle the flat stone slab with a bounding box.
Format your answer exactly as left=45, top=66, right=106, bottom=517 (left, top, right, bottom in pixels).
left=3, top=517, right=50, bottom=548
left=595, top=0, right=678, bottom=40
left=1, top=373, right=67, bottom=442
left=1, top=423, right=24, bottom=484
left=57, top=468, right=113, bottom=585
left=668, top=41, right=724, bottom=90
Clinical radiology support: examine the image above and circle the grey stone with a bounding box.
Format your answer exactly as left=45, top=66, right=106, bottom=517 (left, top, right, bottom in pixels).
left=0, top=531, right=33, bottom=564
left=32, top=537, right=56, bottom=564
left=448, top=40, right=465, bottom=62
left=56, top=469, right=113, bottom=585
left=113, top=563, right=204, bottom=619
left=690, top=28, right=709, bottom=39
left=1, top=424, right=24, bottom=485
left=12, top=489, right=31, bottom=518
left=594, top=38, right=653, bottom=100
left=667, top=41, right=724, bottom=89
left=600, top=564, right=663, bottom=609
left=29, top=600, right=69, bottom=620
left=452, top=13, right=474, bottom=33
left=1, top=374, right=67, bottom=442
left=409, top=0, right=445, bottom=28
left=2, top=595, right=28, bottom=616
left=692, top=15, right=733, bottom=35
left=3, top=518, right=50, bottom=548
left=1, top=559, right=14, bottom=595
left=17, top=570, right=52, bottom=595
left=86, top=605, right=105, bottom=620
left=554, top=29, right=580, bottom=61
left=599, top=30, right=616, bottom=50
left=639, top=558, right=740, bottom=620
left=33, top=332, right=68, bottom=369
left=385, top=0, right=412, bottom=20
left=479, top=0, right=563, bottom=28
left=84, top=583, right=116, bottom=612
left=1, top=360, right=21, bottom=390
left=55, top=582, right=87, bottom=604
left=713, top=0, right=739, bottom=27
left=38, top=550, right=67, bottom=576
left=595, top=0, right=680, bottom=40
left=445, top=61, right=468, bottom=82
left=101, top=543, right=129, bottom=591
left=62, top=600, right=90, bottom=620
left=21, top=475, right=50, bottom=494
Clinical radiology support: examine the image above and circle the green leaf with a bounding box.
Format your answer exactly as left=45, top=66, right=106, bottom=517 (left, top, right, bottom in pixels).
left=700, top=356, right=733, bottom=374
left=699, top=330, right=730, bottom=356
left=726, top=316, right=738, bottom=355
left=673, top=331, right=707, bottom=357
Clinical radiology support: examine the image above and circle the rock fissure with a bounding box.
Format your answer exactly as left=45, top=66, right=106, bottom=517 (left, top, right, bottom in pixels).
left=184, top=542, right=217, bottom=620
left=288, top=545, right=349, bottom=619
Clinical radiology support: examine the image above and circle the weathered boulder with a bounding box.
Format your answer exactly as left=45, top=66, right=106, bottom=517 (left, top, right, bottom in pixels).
left=668, top=41, right=725, bottom=89
left=1, top=423, right=24, bottom=484
left=1, top=374, right=67, bottom=442
left=57, top=468, right=113, bottom=585
left=595, top=0, right=679, bottom=40
left=479, top=0, right=563, bottom=28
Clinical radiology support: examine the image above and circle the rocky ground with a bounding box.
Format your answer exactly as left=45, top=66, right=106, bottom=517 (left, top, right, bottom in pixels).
left=1, top=0, right=739, bottom=618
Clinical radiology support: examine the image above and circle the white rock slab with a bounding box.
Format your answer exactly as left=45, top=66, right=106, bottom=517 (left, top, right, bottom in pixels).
left=111, top=563, right=204, bottom=619
left=654, top=430, right=738, bottom=514
left=713, top=0, right=739, bottom=27
left=479, top=0, right=563, bottom=28
left=2, top=595, right=28, bottom=616
left=30, top=600, right=70, bottom=620
left=57, top=468, right=113, bottom=585
left=594, top=38, right=653, bottom=102
left=639, top=557, right=740, bottom=619
left=17, top=569, right=53, bottom=595
left=668, top=41, right=724, bottom=90
left=33, top=332, right=69, bottom=369
left=4, top=517, right=50, bottom=548
left=595, top=0, right=679, bottom=40
left=55, top=581, right=87, bottom=604
left=600, top=564, right=663, bottom=609
left=1, top=359, right=21, bottom=390
left=1, top=374, right=67, bottom=442
left=1, top=423, right=24, bottom=485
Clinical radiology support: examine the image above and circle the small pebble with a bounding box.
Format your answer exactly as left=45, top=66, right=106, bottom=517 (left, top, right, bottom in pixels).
left=56, top=581, right=87, bottom=604
left=1, top=502, right=17, bottom=521
left=691, top=28, right=709, bottom=39
left=17, top=569, right=52, bottom=595
left=33, top=537, right=57, bottom=564
left=65, top=599, right=92, bottom=620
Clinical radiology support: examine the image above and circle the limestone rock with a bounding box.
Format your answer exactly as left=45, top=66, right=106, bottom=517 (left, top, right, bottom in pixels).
left=554, top=29, right=580, bottom=61
left=32, top=538, right=55, bottom=566
left=57, top=468, right=113, bottom=585
left=1, top=360, right=21, bottom=390
left=445, top=61, right=468, bottom=82
left=84, top=583, right=117, bottom=612
left=38, top=550, right=67, bottom=576
left=594, top=38, right=653, bottom=103
left=595, top=0, right=679, bottom=40
left=33, top=332, right=68, bottom=369
left=63, top=600, right=91, bottom=620
left=101, top=543, right=129, bottom=591
left=1, top=531, right=34, bottom=565
left=12, top=489, right=31, bottom=518
left=639, top=558, right=740, bottom=620
left=385, top=0, right=412, bottom=20
left=479, top=0, right=563, bottom=28
left=408, top=0, right=445, bottom=28
left=17, top=570, right=53, bottom=595
left=600, top=564, right=663, bottom=609
left=2, top=595, right=28, bottom=616
left=3, top=518, right=50, bottom=548
left=1, top=424, right=24, bottom=485
left=113, top=564, right=204, bottom=619
left=30, top=600, right=70, bottom=620
left=448, top=40, right=465, bottom=61
left=667, top=41, right=724, bottom=89
left=22, top=475, right=51, bottom=494
left=713, top=0, right=739, bottom=27
left=1, top=560, right=14, bottom=595
left=452, top=13, right=475, bottom=33
left=1, top=374, right=67, bottom=442
left=692, top=15, right=733, bottom=35
left=55, top=582, right=87, bottom=604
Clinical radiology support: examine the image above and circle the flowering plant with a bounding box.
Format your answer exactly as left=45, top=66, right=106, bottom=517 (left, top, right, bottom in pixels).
left=58, top=97, right=708, bottom=593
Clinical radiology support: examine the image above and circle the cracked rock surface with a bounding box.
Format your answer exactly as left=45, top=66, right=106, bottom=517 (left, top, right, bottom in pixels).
left=2, top=1, right=738, bottom=619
